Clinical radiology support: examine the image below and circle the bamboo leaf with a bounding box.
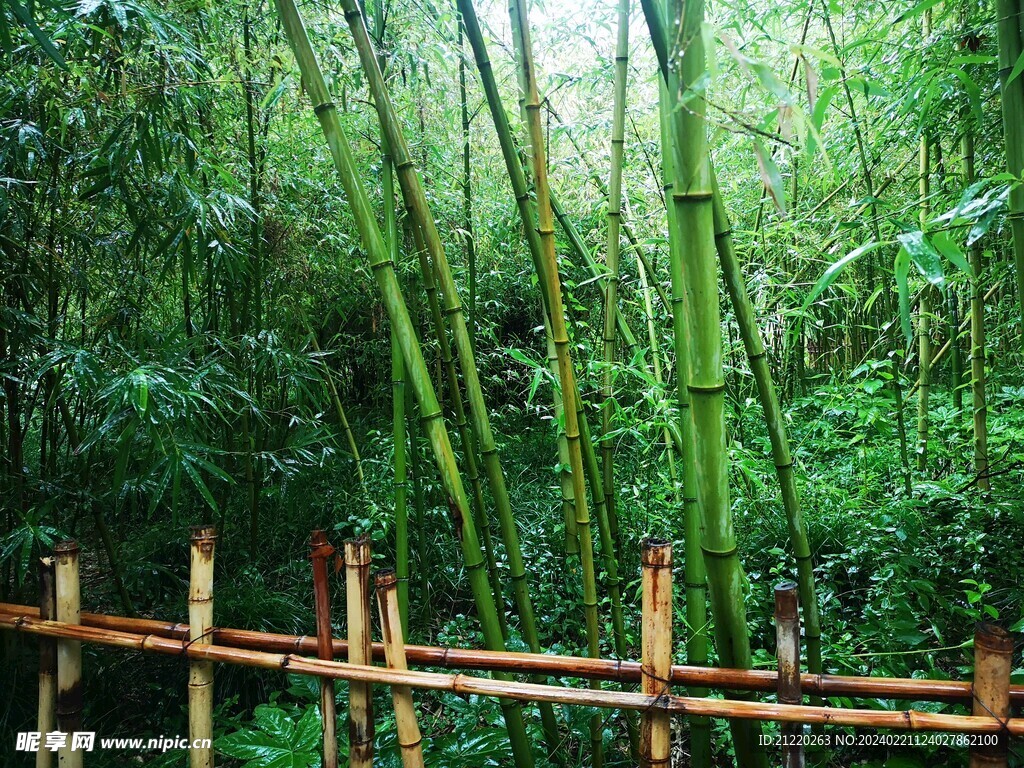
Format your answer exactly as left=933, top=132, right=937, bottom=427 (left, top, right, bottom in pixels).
left=802, top=241, right=890, bottom=310
left=753, top=140, right=786, bottom=216
left=1009, top=49, right=1024, bottom=85
left=931, top=231, right=974, bottom=278
left=895, top=0, right=944, bottom=23
left=7, top=0, right=67, bottom=68
left=896, top=231, right=944, bottom=288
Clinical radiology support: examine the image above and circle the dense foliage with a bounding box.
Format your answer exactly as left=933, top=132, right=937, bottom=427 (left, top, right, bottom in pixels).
left=2, top=0, right=1023, bottom=765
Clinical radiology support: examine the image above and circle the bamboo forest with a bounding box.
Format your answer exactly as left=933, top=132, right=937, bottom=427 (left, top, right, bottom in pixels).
left=4, top=0, right=1024, bottom=765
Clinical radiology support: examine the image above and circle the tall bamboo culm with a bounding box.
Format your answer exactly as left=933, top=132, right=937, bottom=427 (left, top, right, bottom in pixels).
left=710, top=174, right=822, bottom=677
left=969, top=623, right=1013, bottom=768
left=506, top=0, right=604, bottom=761
left=309, top=531, right=338, bottom=768
left=376, top=570, right=427, bottom=768
left=55, top=540, right=83, bottom=768
left=657, top=74, right=711, bottom=768
left=640, top=538, right=672, bottom=768
left=995, top=0, right=1024, bottom=328
left=271, top=3, right=536, bottom=762
left=599, top=0, right=630, bottom=556
left=188, top=525, right=216, bottom=768
left=373, top=0, right=411, bottom=632
left=338, top=1, right=562, bottom=753
left=963, top=130, right=989, bottom=489
left=917, top=127, right=932, bottom=471
left=345, top=537, right=374, bottom=767
left=651, top=0, right=767, bottom=762
left=36, top=557, right=56, bottom=768
left=458, top=0, right=635, bottom=752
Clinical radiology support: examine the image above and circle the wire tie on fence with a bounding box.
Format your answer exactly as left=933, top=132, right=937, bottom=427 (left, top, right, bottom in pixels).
left=972, top=691, right=1012, bottom=738
left=181, top=625, right=218, bottom=651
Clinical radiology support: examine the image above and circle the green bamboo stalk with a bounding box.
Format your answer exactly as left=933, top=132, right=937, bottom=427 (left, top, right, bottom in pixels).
left=549, top=191, right=641, bottom=359
left=455, top=9, right=633, bottom=731
left=271, top=5, right=534, bottom=764
left=458, top=17, right=477, bottom=353
left=636, top=252, right=679, bottom=489
left=657, top=74, right=712, bottom=768
left=949, top=290, right=964, bottom=415
left=599, top=0, right=630, bottom=561
left=710, top=172, right=823, bottom=677
left=648, top=0, right=766, bottom=763
left=392, top=324, right=410, bottom=633
left=506, top=0, right=603, bottom=762
left=546, top=103, right=672, bottom=314
left=375, top=0, right=409, bottom=631
left=308, top=332, right=365, bottom=487
left=917, top=123, right=932, bottom=473
left=407, top=203, right=508, bottom=640
left=338, top=0, right=564, bottom=753
left=963, top=130, right=989, bottom=490
left=995, top=0, right=1024, bottom=328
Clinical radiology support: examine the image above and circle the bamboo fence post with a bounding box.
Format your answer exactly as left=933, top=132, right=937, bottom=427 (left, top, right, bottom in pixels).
left=37, top=557, right=57, bottom=768
left=54, top=540, right=82, bottom=768
left=376, top=569, right=426, bottom=768
left=309, top=531, right=338, bottom=768
left=775, top=582, right=803, bottom=768
left=188, top=525, right=216, bottom=768
left=970, top=623, right=1013, bottom=768
left=345, top=537, right=374, bottom=767
left=640, top=538, right=672, bottom=768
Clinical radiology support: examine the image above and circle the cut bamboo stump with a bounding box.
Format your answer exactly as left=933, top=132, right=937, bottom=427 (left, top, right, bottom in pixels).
left=376, top=569, right=426, bottom=768
left=37, top=557, right=57, bottom=768
left=309, top=531, right=338, bottom=768
left=970, top=623, right=1013, bottom=768
left=775, top=582, right=804, bottom=768
left=345, top=536, right=374, bottom=767
left=54, top=540, right=83, bottom=768
left=188, top=525, right=216, bottom=768
left=640, top=537, right=672, bottom=768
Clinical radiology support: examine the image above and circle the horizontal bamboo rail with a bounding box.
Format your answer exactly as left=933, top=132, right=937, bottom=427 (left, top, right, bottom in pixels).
left=1, top=611, right=1020, bottom=737
left=0, top=603, right=1016, bottom=705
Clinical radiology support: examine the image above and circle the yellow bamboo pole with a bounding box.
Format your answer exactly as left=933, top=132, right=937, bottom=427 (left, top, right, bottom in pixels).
left=8, top=611, right=1024, bottom=736
left=36, top=557, right=56, bottom=768
left=188, top=525, right=216, bottom=768
left=640, top=538, right=672, bottom=768
left=376, top=569, right=426, bottom=768
left=345, top=536, right=374, bottom=766
left=309, top=531, right=338, bottom=768
left=970, top=623, right=1013, bottom=768
left=54, top=540, right=82, bottom=768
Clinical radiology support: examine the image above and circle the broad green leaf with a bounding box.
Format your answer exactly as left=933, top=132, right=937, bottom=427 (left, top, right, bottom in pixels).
left=896, top=231, right=944, bottom=288
left=931, top=231, right=974, bottom=277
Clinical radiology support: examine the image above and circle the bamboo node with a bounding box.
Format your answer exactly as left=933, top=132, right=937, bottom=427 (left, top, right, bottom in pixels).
left=700, top=545, right=738, bottom=559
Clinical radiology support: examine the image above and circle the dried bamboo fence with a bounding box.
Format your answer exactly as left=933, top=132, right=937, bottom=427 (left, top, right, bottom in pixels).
left=1, top=532, right=1018, bottom=768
